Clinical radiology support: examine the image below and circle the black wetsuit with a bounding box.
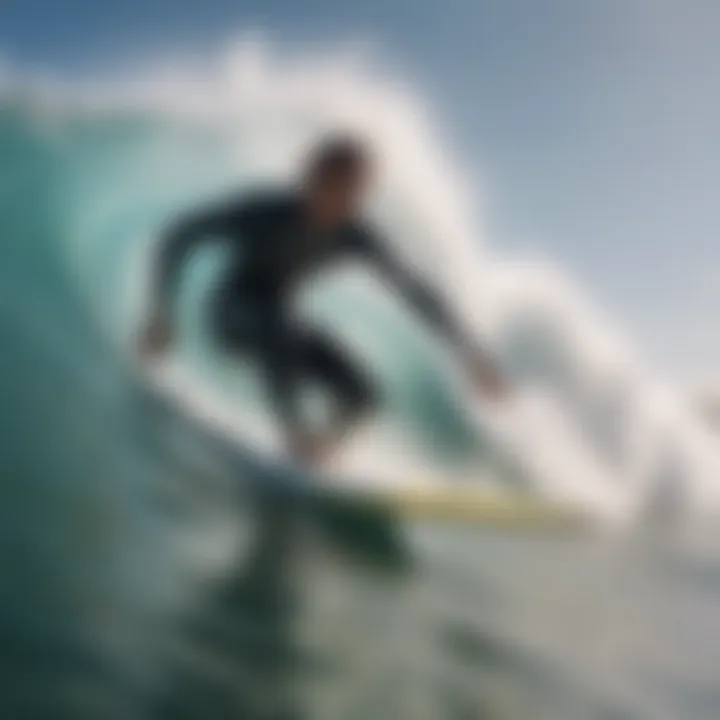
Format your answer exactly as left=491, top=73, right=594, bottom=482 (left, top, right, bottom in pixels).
left=154, top=191, right=469, bottom=436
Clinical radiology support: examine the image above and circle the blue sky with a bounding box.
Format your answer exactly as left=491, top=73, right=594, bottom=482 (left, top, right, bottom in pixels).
left=2, top=0, right=719, bottom=377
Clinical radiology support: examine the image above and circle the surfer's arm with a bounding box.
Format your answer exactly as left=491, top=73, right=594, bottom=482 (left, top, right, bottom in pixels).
left=151, top=204, right=240, bottom=315
left=359, top=228, right=507, bottom=397
left=140, top=197, right=263, bottom=358
left=359, top=229, right=470, bottom=350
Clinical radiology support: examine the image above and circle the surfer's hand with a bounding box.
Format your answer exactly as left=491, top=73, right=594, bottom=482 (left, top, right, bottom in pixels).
left=467, top=354, right=508, bottom=401
left=139, top=313, right=172, bottom=358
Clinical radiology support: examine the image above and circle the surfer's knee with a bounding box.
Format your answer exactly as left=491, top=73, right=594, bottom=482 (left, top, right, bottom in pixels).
left=343, top=370, right=379, bottom=419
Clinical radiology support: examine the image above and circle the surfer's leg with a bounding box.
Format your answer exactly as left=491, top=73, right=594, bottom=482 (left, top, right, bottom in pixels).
left=252, top=319, right=338, bottom=464
left=214, top=294, right=373, bottom=464
left=263, top=345, right=310, bottom=456
left=211, top=294, right=314, bottom=460
left=257, top=325, right=378, bottom=465
left=301, top=328, right=379, bottom=452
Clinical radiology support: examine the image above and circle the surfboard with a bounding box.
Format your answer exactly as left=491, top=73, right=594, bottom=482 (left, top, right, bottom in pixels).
left=137, top=356, right=587, bottom=532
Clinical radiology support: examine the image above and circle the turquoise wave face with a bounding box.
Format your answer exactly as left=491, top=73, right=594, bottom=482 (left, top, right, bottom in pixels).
left=0, top=94, right=487, bottom=718
left=4, top=96, right=480, bottom=453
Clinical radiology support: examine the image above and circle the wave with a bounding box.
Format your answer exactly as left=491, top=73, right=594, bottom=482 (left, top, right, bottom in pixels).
left=2, top=38, right=719, bottom=526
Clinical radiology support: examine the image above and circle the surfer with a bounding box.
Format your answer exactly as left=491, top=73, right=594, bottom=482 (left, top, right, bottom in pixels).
left=139, top=135, right=505, bottom=465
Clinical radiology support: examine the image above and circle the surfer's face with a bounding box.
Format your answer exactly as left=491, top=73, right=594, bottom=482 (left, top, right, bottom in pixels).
left=307, top=169, right=368, bottom=229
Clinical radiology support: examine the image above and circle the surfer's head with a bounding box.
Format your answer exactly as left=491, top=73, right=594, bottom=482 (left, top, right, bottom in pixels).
left=303, top=134, right=372, bottom=228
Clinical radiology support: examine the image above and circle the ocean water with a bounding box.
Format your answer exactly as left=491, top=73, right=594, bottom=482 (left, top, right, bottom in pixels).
left=3, top=42, right=720, bottom=719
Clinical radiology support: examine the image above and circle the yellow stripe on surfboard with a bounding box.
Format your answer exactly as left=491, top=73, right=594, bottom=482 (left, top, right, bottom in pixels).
left=354, top=485, right=587, bottom=530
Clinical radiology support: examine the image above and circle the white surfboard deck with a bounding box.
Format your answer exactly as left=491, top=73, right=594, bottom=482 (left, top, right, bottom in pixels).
left=139, top=356, right=588, bottom=530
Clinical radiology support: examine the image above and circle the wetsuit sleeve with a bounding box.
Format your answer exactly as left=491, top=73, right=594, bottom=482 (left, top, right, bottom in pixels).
left=357, top=227, right=475, bottom=356
left=151, top=201, right=248, bottom=313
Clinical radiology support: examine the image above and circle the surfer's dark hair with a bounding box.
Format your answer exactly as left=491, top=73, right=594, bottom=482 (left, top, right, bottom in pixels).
left=306, top=135, right=370, bottom=183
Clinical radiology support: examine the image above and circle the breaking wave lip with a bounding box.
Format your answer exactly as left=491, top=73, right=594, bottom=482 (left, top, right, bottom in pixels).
left=3, top=36, right=720, bottom=526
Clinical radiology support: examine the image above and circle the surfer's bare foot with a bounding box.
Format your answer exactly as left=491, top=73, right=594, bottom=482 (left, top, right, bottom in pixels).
left=138, top=312, right=173, bottom=359
left=467, top=354, right=508, bottom=401
left=290, top=433, right=337, bottom=468
left=289, top=404, right=370, bottom=470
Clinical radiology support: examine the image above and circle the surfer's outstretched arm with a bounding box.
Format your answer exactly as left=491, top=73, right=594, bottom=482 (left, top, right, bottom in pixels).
left=140, top=201, right=248, bottom=357
left=360, top=230, right=469, bottom=347
left=360, top=229, right=506, bottom=398
left=152, top=205, right=239, bottom=315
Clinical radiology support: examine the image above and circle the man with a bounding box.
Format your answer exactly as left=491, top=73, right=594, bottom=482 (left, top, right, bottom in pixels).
left=140, top=136, right=505, bottom=465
